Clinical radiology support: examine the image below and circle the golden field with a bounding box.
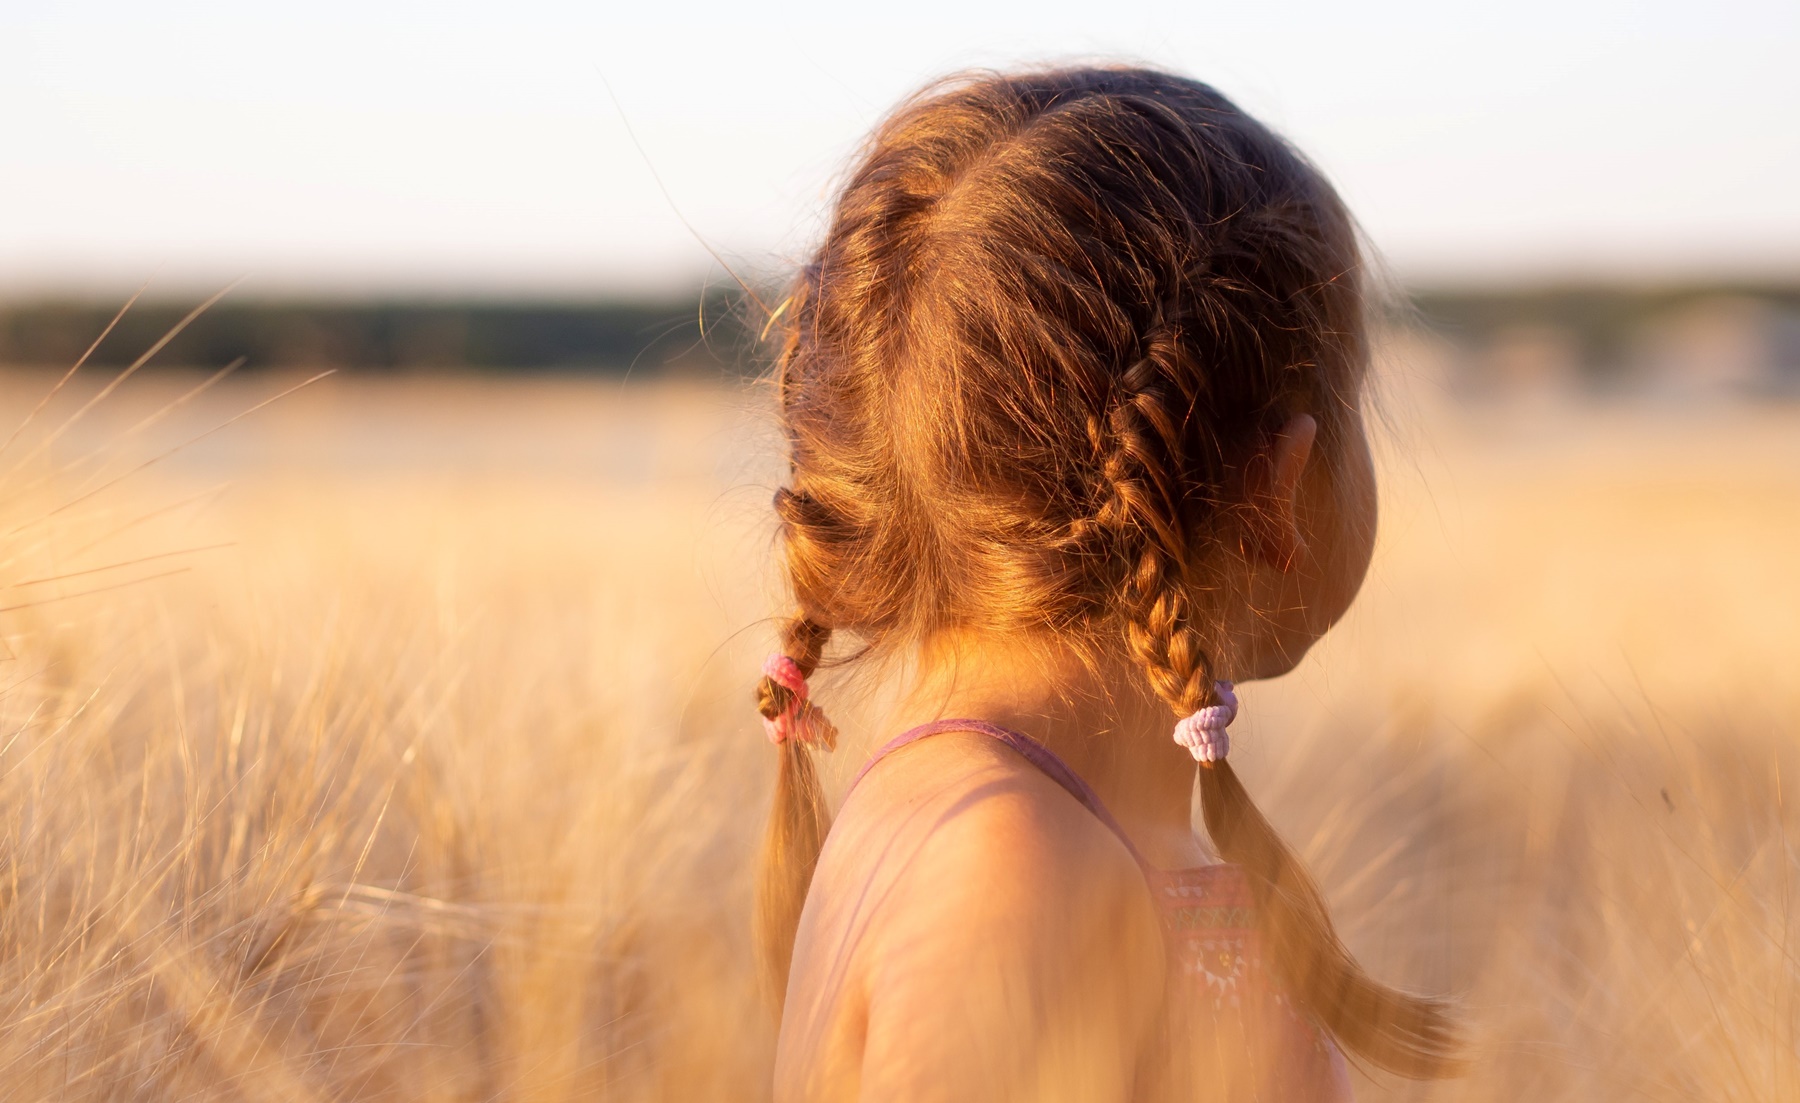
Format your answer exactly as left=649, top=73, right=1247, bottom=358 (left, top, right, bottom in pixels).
left=0, top=354, right=1795, bottom=1101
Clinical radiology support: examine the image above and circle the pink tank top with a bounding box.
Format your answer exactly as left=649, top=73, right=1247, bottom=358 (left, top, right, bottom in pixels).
left=849, top=720, right=1354, bottom=1102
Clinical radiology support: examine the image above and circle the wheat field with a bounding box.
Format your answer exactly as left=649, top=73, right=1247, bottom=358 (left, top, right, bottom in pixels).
left=0, top=347, right=1795, bottom=1101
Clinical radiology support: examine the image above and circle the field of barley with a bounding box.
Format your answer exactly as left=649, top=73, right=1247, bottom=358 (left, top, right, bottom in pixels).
left=0, top=343, right=1795, bottom=1101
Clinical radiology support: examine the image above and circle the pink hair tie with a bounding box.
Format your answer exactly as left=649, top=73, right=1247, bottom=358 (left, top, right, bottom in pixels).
left=762, top=653, right=837, bottom=749
left=1172, top=680, right=1237, bottom=766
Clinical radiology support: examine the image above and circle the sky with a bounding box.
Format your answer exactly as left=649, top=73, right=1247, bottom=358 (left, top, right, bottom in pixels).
left=3, top=0, right=1797, bottom=298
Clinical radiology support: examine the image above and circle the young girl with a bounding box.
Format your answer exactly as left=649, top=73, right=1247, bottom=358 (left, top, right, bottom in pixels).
left=752, top=66, right=1460, bottom=1101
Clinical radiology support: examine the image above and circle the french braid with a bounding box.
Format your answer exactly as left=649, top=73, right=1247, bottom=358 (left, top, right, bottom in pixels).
left=1101, top=321, right=1461, bottom=1077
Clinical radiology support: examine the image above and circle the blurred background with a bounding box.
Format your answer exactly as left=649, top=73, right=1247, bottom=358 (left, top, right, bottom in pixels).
left=6, top=0, right=1800, bottom=376
left=1, top=3, right=1797, bottom=1101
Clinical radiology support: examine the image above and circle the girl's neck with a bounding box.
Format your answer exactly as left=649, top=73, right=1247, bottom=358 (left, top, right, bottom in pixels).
left=898, top=633, right=1214, bottom=869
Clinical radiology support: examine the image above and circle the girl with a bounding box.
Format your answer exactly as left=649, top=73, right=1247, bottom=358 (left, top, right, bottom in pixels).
left=752, top=66, right=1460, bottom=1101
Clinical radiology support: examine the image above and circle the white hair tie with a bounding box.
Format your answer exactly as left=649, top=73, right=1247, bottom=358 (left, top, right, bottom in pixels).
left=1172, top=680, right=1237, bottom=766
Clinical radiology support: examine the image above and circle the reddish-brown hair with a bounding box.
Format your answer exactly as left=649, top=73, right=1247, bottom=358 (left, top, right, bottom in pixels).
left=755, top=65, right=1458, bottom=1077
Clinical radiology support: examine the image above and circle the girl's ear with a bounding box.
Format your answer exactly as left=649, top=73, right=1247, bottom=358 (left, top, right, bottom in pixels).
left=1242, top=413, right=1318, bottom=572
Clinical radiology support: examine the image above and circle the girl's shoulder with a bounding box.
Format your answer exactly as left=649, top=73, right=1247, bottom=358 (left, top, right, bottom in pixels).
left=831, top=728, right=1150, bottom=922
left=781, top=731, right=1164, bottom=1100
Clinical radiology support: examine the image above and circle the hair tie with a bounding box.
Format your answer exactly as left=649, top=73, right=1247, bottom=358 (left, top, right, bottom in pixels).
left=1172, top=680, right=1237, bottom=766
left=762, top=653, right=837, bottom=749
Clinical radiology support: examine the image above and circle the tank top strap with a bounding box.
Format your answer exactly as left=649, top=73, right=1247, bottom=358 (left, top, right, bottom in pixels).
left=845, top=719, right=1151, bottom=872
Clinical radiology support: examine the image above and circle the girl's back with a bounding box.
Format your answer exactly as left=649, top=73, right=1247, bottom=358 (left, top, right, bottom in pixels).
left=777, top=723, right=1350, bottom=1102
left=778, top=729, right=1160, bottom=1101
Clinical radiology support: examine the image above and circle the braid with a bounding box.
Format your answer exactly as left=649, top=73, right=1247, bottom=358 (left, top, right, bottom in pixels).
left=753, top=611, right=833, bottom=1011
left=1102, top=326, right=1214, bottom=714
left=1099, top=333, right=1463, bottom=1078
left=755, top=269, right=858, bottom=1009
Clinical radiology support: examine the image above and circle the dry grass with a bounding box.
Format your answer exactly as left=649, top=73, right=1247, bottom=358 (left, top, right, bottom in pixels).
left=0, top=356, right=1794, bottom=1101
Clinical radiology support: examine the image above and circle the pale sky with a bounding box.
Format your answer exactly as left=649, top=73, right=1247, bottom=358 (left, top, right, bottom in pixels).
left=3, top=0, right=1797, bottom=298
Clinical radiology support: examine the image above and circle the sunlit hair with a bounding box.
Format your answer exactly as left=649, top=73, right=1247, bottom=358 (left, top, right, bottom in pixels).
left=754, top=65, right=1459, bottom=1077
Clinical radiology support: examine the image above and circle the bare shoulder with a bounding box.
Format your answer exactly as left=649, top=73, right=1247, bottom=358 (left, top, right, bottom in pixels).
left=837, top=730, right=1151, bottom=937
left=778, top=732, right=1165, bottom=1103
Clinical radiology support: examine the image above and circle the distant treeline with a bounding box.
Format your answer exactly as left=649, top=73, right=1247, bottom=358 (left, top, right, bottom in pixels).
left=2, top=282, right=1797, bottom=384
left=1411, top=281, right=1800, bottom=385
left=0, top=294, right=763, bottom=375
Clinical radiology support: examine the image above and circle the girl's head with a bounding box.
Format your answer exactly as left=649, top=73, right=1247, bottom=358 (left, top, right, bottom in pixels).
left=757, top=66, right=1456, bottom=1076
